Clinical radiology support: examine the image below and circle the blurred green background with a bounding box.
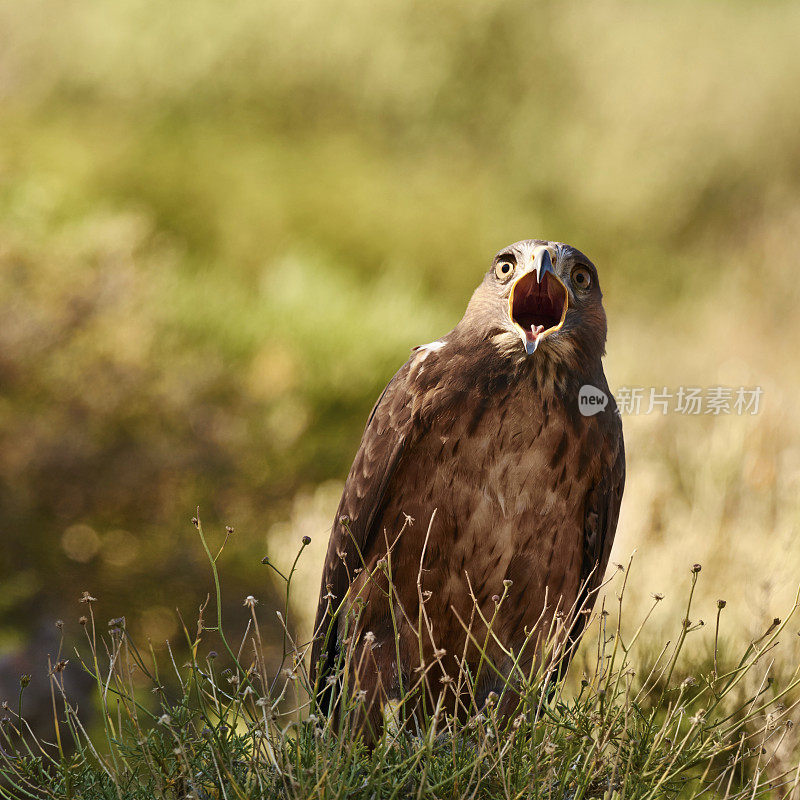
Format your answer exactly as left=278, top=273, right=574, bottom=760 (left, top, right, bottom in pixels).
left=1, top=0, right=799, bottom=719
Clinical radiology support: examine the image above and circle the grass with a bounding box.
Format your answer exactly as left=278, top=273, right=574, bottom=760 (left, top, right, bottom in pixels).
left=3, top=518, right=800, bottom=800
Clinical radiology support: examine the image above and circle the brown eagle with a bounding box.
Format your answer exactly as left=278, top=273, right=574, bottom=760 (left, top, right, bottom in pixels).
left=311, top=239, right=624, bottom=738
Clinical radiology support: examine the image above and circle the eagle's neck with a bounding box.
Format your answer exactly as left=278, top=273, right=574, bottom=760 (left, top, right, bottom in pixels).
left=408, top=331, right=604, bottom=429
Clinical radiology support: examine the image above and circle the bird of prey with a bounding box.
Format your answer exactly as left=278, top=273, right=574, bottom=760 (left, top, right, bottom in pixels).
left=311, top=239, right=625, bottom=740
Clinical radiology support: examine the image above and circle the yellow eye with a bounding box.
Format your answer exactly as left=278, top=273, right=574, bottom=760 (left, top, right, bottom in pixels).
left=494, top=260, right=515, bottom=281
left=571, top=267, right=592, bottom=290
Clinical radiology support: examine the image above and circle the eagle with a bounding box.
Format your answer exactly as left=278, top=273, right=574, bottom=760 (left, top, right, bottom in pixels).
left=311, top=239, right=625, bottom=740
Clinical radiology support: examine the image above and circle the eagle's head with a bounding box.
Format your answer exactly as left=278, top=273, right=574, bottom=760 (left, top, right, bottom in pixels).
left=465, top=239, right=607, bottom=371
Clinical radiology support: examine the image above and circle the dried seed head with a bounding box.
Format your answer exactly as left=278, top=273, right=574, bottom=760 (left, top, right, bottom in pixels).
left=225, top=525, right=234, bottom=534
left=260, top=554, right=270, bottom=565
left=79, top=616, right=88, bottom=626
left=503, top=579, right=513, bottom=589
left=652, top=593, right=664, bottom=601
left=52, top=660, right=69, bottom=674
left=717, top=599, right=727, bottom=609
left=690, top=710, right=705, bottom=725
left=55, top=620, right=64, bottom=629
left=302, top=535, right=311, bottom=546
left=191, top=517, right=199, bottom=528
left=691, top=563, right=702, bottom=574
left=243, top=595, right=258, bottom=608
left=492, top=594, right=500, bottom=604
left=79, top=591, right=97, bottom=604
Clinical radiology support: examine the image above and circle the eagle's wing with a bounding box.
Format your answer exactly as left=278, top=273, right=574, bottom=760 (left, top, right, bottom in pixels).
left=310, top=360, right=416, bottom=690
left=574, top=411, right=626, bottom=636
left=549, top=408, right=625, bottom=685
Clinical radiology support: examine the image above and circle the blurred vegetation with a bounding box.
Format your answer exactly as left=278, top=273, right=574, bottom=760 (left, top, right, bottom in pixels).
left=1, top=0, right=799, bottom=728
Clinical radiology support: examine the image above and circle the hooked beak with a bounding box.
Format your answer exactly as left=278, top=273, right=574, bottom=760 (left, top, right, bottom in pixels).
left=509, top=247, right=569, bottom=355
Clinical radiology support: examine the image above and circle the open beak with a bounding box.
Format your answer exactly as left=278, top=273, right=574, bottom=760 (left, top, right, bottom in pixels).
left=509, top=247, right=569, bottom=355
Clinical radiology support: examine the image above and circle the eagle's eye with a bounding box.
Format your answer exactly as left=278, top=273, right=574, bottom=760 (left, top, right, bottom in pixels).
left=571, top=267, right=592, bottom=290
left=494, top=260, right=515, bottom=281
